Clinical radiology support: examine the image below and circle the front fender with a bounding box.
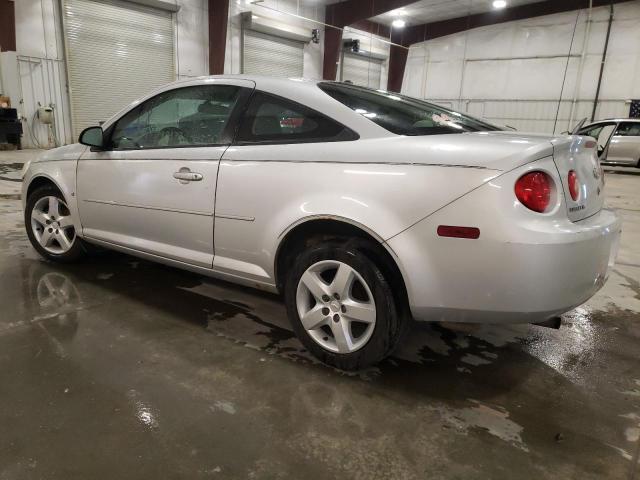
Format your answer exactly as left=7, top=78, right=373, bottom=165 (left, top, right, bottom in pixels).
left=22, top=145, right=85, bottom=235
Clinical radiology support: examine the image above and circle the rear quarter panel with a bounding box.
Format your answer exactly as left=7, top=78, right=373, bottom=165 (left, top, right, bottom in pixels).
left=214, top=142, right=501, bottom=285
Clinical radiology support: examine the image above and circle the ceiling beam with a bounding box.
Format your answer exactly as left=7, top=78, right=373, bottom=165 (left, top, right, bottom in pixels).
left=348, top=19, right=391, bottom=39
left=209, top=0, right=229, bottom=75
left=325, top=0, right=414, bottom=30
left=0, top=0, right=16, bottom=52
left=396, top=0, right=636, bottom=47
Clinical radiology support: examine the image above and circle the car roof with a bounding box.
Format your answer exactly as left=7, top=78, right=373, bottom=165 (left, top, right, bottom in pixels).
left=171, top=74, right=321, bottom=89
left=586, top=118, right=640, bottom=124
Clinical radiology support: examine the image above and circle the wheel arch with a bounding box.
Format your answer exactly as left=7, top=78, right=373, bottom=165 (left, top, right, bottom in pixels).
left=274, top=216, right=411, bottom=319
left=25, top=175, right=65, bottom=200
left=23, top=172, right=83, bottom=240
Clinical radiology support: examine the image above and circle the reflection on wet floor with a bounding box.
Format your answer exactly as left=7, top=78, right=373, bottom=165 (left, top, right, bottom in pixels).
left=1, top=190, right=640, bottom=478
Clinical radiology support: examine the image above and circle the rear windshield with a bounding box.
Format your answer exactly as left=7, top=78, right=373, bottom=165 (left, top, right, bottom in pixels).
left=318, top=82, right=502, bottom=136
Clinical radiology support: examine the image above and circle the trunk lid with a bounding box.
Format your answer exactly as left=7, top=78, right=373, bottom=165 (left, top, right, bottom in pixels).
left=551, top=135, right=605, bottom=222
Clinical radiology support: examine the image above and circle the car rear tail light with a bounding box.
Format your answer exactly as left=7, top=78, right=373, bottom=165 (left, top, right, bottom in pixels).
left=437, top=225, right=480, bottom=239
left=514, top=171, right=552, bottom=213
left=568, top=170, right=579, bottom=201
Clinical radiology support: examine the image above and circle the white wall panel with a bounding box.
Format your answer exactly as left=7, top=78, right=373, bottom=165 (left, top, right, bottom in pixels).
left=423, top=61, right=464, bottom=99
left=176, top=0, right=209, bottom=78
left=403, top=2, right=640, bottom=134
left=402, top=54, right=426, bottom=98
left=16, top=56, right=73, bottom=148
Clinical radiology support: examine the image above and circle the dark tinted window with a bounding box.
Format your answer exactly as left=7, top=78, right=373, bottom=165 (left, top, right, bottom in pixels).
left=319, top=82, right=501, bottom=136
left=616, top=122, right=640, bottom=137
left=110, top=85, right=242, bottom=150
left=235, top=92, right=357, bottom=144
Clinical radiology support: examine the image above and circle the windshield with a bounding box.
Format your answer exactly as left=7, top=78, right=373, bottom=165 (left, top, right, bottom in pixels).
left=318, top=82, right=502, bottom=135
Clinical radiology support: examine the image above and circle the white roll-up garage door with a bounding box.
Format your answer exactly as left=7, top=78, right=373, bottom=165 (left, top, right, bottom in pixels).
left=341, top=54, right=383, bottom=89
left=242, top=30, right=304, bottom=78
left=63, top=0, right=175, bottom=138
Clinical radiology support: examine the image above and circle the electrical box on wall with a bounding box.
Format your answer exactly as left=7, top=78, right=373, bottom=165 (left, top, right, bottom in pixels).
left=37, top=106, right=54, bottom=125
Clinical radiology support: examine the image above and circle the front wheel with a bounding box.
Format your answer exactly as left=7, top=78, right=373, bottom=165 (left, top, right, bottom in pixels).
left=25, top=185, right=87, bottom=263
left=284, top=240, right=403, bottom=370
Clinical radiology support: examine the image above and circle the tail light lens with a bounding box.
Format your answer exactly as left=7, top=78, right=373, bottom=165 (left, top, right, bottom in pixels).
left=514, top=171, right=552, bottom=213
left=568, top=170, right=579, bottom=201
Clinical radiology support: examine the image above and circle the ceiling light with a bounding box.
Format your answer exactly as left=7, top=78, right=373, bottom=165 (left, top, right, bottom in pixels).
left=390, top=8, right=407, bottom=16
left=392, top=19, right=406, bottom=28
left=492, top=0, right=507, bottom=8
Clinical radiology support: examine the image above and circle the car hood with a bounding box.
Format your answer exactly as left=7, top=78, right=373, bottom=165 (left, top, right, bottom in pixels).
left=33, top=143, right=87, bottom=163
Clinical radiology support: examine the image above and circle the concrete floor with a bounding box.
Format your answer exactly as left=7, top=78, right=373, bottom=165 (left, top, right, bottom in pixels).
left=1, top=150, right=639, bottom=480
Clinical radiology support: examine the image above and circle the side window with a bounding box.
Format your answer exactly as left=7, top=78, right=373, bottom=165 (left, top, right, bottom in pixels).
left=616, top=122, right=640, bottom=137
left=580, top=123, right=616, bottom=155
left=580, top=124, right=604, bottom=139
left=235, top=92, right=357, bottom=144
left=110, top=85, right=242, bottom=150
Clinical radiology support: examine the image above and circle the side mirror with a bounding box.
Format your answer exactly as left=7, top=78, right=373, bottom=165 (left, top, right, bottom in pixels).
left=79, top=126, right=104, bottom=149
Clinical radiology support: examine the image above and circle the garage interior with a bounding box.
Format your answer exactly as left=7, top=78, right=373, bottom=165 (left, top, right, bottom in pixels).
left=0, top=0, right=639, bottom=478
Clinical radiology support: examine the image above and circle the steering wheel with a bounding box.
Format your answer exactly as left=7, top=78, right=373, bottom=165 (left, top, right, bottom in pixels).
left=116, top=136, right=141, bottom=149
left=158, top=127, right=192, bottom=146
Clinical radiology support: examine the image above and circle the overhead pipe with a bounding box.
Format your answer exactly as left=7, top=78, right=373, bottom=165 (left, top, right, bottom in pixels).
left=591, top=2, right=614, bottom=122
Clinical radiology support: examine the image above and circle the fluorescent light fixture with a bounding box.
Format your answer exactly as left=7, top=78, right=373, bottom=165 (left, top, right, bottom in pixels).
left=392, top=19, right=406, bottom=28
left=492, top=0, right=507, bottom=8
left=390, top=8, right=407, bottom=16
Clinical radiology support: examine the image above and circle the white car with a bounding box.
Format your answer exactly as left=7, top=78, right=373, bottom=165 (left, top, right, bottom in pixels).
left=22, top=76, right=621, bottom=370
left=575, top=118, right=640, bottom=167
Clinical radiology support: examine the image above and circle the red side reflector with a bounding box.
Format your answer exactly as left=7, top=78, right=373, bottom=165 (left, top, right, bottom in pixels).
left=437, top=225, right=480, bottom=239
left=585, top=140, right=597, bottom=149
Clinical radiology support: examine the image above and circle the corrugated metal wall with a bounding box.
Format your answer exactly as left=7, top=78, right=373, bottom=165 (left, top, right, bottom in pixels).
left=242, top=30, right=305, bottom=78
left=63, top=0, right=175, bottom=138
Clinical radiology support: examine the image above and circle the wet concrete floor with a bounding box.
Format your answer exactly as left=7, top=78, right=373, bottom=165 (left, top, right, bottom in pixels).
left=1, top=151, right=639, bottom=479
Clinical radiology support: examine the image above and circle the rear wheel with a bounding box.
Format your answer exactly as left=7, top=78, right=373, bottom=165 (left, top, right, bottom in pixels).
left=25, top=185, right=87, bottom=263
left=284, top=239, right=403, bottom=370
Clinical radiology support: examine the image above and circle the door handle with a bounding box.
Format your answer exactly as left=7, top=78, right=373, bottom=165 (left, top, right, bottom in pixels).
left=173, top=168, right=203, bottom=184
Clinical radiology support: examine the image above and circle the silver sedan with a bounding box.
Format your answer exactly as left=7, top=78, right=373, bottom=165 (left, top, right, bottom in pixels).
left=22, top=76, right=621, bottom=370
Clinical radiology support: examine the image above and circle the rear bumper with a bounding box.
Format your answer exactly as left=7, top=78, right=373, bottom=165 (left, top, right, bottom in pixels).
left=389, top=207, right=621, bottom=324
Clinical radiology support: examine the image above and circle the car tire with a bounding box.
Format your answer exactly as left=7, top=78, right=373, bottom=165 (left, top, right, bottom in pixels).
left=25, top=185, right=87, bottom=263
left=284, top=239, right=403, bottom=371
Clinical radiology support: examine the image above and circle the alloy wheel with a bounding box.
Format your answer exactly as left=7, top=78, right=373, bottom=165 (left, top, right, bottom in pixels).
left=295, top=260, right=377, bottom=354
left=31, top=196, right=76, bottom=255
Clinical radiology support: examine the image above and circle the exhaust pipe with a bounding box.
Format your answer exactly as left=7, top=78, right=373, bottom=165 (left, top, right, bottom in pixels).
left=534, top=317, right=562, bottom=329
